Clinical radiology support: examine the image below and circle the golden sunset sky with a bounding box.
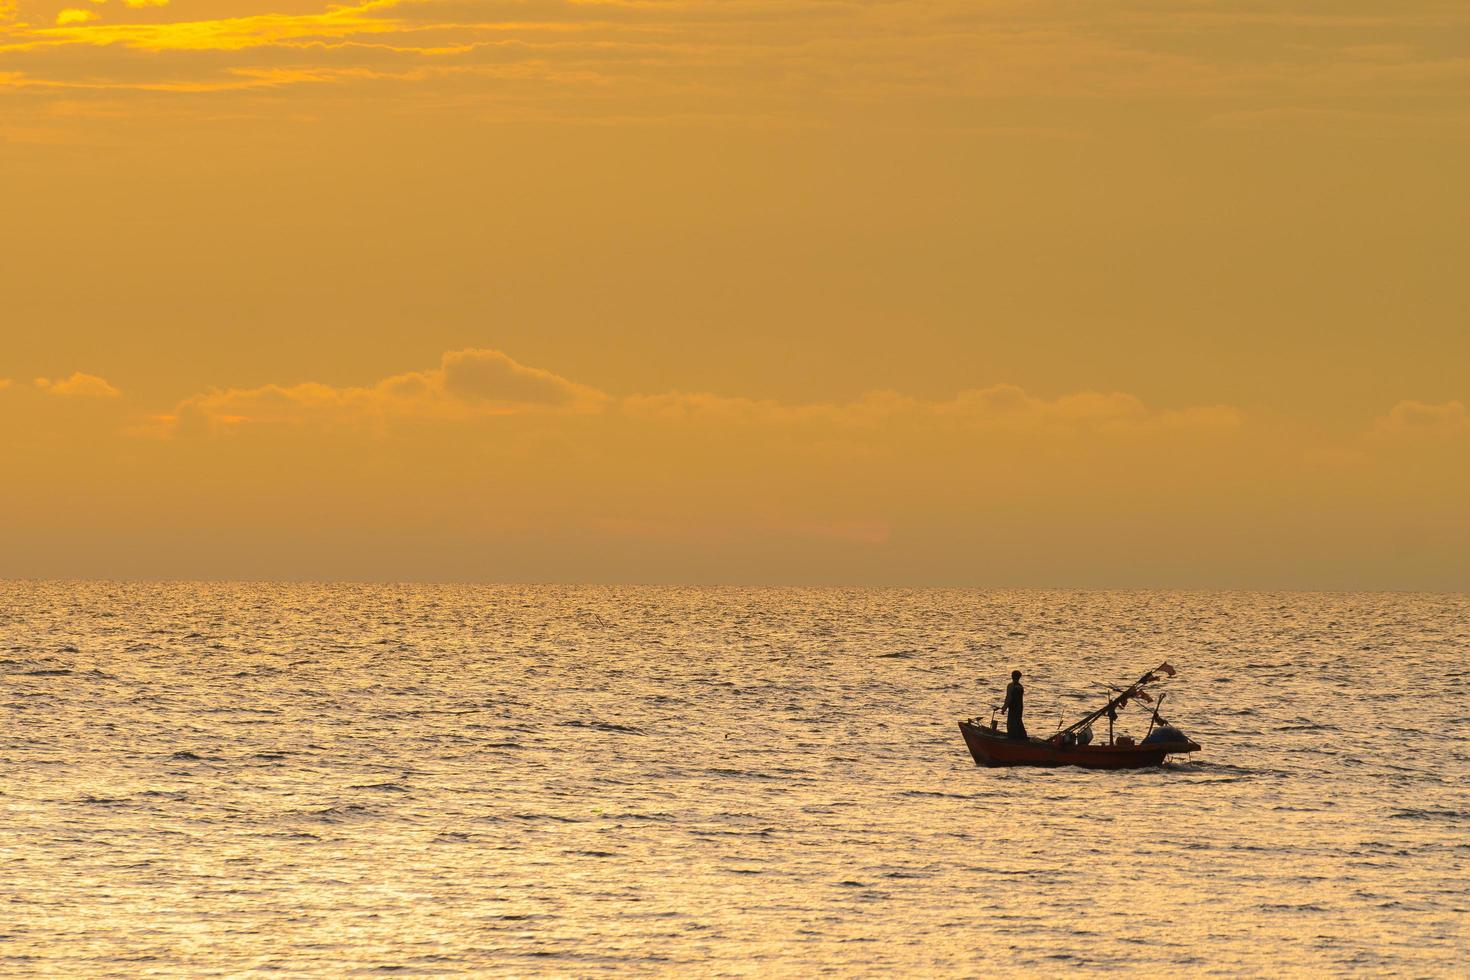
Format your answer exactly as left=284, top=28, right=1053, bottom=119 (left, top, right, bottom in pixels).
left=2, top=0, right=1467, bottom=586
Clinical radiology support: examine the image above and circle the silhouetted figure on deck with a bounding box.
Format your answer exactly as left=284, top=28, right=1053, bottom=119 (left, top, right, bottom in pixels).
left=1001, top=670, right=1027, bottom=740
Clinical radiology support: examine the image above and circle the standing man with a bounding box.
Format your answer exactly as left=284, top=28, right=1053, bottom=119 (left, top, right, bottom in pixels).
left=1001, top=670, right=1027, bottom=740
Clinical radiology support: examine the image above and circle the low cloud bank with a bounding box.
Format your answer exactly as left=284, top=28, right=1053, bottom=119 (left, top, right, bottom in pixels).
left=159, top=347, right=1244, bottom=439
left=161, top=348, right=607, bottom=435
left=3, top=348, right=1466, bottom=586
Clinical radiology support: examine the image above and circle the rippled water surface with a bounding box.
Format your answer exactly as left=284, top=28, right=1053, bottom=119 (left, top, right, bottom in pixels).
left=3, top=584, right=1467, bottom=975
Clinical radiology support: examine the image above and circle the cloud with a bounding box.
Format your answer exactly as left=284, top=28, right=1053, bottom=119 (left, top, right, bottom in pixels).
left=1372, top=399, right=1470, bottom=439
left=19, top=0, right=405, bottom=53
left=155, top=346, right=1249, bottom=445
left=35, top=371, right=120, bottom=397
left=6, top=0, right=1468, bottom=131
left=55, top=8, right=96, bottom=25
left=166, top=347, right=606, bottom=434
left=622, top=383, right=1243, bottom=435
left=437, top=348, right=591, bottom=406
left=16, top=349, right=1465, bottom=587
left=940, top=385, right=1243, bottom=433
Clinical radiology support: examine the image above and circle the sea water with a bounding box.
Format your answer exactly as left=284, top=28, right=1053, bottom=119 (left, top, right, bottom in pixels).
left=2, top=583, right=1466, bottom=975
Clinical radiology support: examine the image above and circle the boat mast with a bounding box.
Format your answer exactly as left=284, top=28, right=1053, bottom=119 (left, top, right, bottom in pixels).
left=1058, top=662, right=1175, bottom=740
left=1145, top=692, right=1168, bottom=741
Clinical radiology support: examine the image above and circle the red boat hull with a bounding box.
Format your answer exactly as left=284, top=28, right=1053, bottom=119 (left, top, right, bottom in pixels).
left=959, top=720, right=1199, bottom=770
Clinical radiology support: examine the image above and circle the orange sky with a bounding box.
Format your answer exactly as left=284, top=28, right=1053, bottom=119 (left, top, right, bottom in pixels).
left=3, top=1, right=1468, bottom=586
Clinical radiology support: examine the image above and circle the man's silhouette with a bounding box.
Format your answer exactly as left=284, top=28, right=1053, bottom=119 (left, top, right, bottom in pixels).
left=1001, top=670, right=1027, bottom=740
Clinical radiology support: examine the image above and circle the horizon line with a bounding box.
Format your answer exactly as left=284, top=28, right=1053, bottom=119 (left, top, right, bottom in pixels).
left=3, top=576, right=1465, bottom=595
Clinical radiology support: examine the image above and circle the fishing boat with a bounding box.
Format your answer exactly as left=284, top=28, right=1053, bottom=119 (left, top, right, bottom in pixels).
left=959, top=662, right=1200, bottom=770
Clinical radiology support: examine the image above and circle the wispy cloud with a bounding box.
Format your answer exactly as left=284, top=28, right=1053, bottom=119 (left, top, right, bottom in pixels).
left=4, top=0, right=1468, bottom=129
left=30, top=0, right=401, bottom=52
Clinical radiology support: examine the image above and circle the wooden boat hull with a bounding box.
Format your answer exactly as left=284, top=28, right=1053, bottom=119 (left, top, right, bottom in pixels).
left=959, top=720, right=1199, bottom=770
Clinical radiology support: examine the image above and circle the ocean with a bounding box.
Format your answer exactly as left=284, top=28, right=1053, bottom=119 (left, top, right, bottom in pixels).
left=2, top=583, right=1466, bottom=975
